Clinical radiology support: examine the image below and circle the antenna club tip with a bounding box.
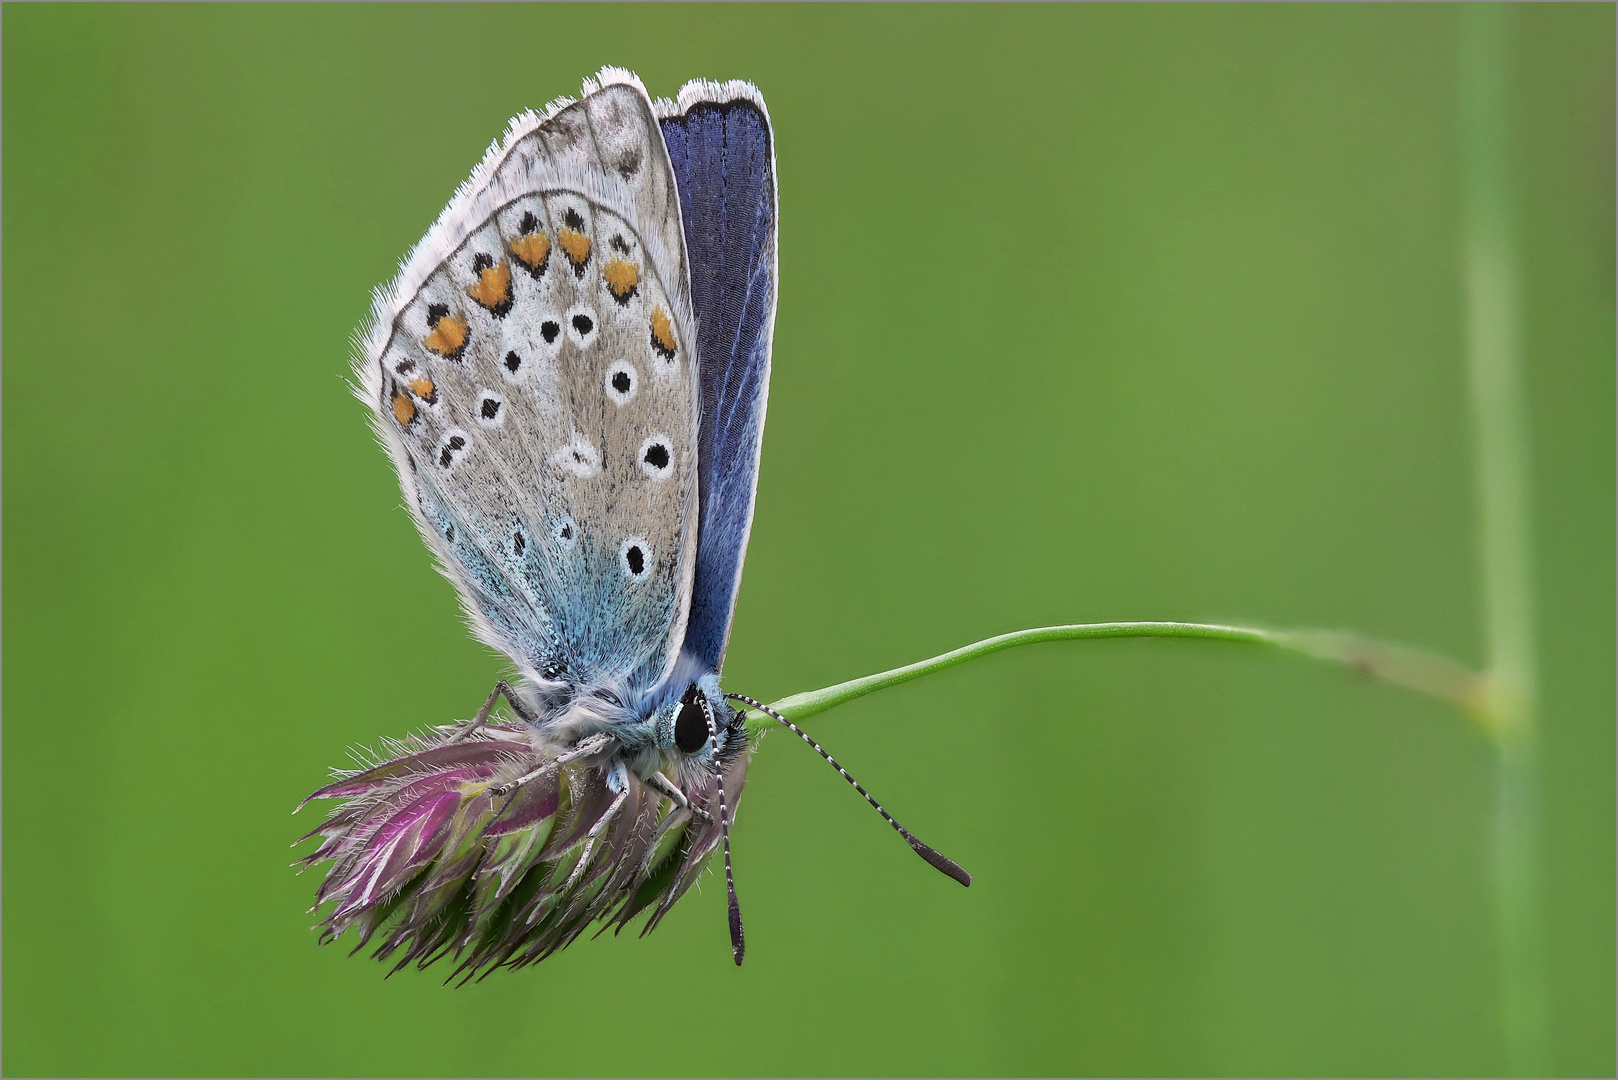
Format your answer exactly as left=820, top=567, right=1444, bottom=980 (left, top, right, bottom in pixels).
left=909, top=836, right=973, bottom=887
left=728, top=898, right=746, bottom=965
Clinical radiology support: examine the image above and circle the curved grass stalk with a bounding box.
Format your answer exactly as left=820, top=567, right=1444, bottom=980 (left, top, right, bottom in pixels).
left=739, top=617, right=1530, bottom=1070
left=741, top=621, right=1491, bottom=735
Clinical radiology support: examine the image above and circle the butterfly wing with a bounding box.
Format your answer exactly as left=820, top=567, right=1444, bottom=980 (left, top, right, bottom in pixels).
left=356, top=70, right=701, bottom=699
left=656, top=82, right=779, bottom=675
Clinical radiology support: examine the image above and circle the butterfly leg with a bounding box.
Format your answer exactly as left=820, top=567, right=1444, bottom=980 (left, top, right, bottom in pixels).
left=559, top=764, right=631, bottom=895
left=446, top=680, right=537, bottom=744
left=489, top=732, right=614, bottom=795
left=641, top=769, right=712, bottom=823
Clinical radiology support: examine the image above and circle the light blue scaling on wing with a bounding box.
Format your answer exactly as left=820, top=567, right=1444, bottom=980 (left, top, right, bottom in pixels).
left=354, top=70, right=703, bottom=705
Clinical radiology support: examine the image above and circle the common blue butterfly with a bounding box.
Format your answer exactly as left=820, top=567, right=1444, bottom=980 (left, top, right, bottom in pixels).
left=297, top=69, right=966, bottom=977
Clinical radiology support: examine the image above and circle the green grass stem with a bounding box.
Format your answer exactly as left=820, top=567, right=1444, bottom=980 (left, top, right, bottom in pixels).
left=1459, top=5, right=1548, bottom=1074
left=742, top=621, right=1490, bottom=736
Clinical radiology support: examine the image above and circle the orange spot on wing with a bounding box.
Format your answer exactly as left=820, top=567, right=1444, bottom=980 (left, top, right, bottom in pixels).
left=391, top=388, right=416, bottom=426
left=603, top=259, right=639, bottom=303
left=650, top=306, right=677, bottom=360
left=407, top=376, right=436, bottom=403
left=509, top=232, right=550, bottom=274
left=423, top=315, right=468, bottom=359
left=558, top=227, right=591, bottom=269
left=467, top=260, right=512, bottom=315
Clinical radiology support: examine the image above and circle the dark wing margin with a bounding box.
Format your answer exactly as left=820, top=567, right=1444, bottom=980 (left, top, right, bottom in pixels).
left=658, top=86, right=778, bottom=674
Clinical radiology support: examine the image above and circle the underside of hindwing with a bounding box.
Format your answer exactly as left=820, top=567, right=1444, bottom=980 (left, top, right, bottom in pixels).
left=356, top=71, right=699, bottom=699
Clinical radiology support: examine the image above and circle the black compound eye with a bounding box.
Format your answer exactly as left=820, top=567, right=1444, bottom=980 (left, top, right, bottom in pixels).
left=674, top=692, right=709, bottom=754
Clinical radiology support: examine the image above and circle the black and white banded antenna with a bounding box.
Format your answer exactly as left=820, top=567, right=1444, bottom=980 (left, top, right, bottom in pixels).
left=726, top=693, right=973, bottom=888
left=699, top=694, right=746, bottom=965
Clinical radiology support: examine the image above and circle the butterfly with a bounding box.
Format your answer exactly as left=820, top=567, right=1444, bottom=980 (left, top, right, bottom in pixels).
left=296, top=68, right=966, bottom=978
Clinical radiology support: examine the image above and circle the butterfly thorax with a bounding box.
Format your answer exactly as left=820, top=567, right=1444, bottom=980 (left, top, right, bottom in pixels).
left=520, top=668, right=743, bottom=795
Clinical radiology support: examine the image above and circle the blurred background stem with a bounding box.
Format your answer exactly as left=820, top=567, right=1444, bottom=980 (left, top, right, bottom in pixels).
left=1459, top=4, right=1549, bottom=1075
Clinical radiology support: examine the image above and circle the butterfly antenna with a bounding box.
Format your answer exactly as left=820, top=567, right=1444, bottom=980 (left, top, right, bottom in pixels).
left=725, top=694, right=972, bottom=887
left=701, top=695, right=745, bottom=965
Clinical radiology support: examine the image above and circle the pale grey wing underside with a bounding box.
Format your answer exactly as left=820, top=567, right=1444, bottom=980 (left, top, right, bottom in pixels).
left=355, top=72, right=700, bottom=698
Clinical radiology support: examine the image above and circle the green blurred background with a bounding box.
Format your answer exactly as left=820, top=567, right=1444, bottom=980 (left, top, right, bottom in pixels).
left=4, top=4, right=1612, bottom=1076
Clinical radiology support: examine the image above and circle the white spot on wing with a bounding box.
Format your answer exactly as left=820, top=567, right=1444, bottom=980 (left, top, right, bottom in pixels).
left=475, top=389, right=506, bottom=428
left=437, top=428, right=470, bottom=471
left=565, top=303, right=598, bottom=349
left=619, top=536, right=651, bottom=580
left=499, top=347, right=528, bottom=384
left=638, top=433, right=673, bottom=481
left=550, top=431, right=600, bottom=478
left=536, top=313, right=565, bottom=360
left=605, top=359, right=638, bottom=405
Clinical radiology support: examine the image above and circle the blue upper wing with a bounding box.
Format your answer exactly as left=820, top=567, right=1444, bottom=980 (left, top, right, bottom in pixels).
left=658, top=85, right=778, bottom=674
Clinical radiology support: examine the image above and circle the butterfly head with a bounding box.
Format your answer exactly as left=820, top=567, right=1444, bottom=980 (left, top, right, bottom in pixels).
left=648, top=676, right=747, bottom=786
